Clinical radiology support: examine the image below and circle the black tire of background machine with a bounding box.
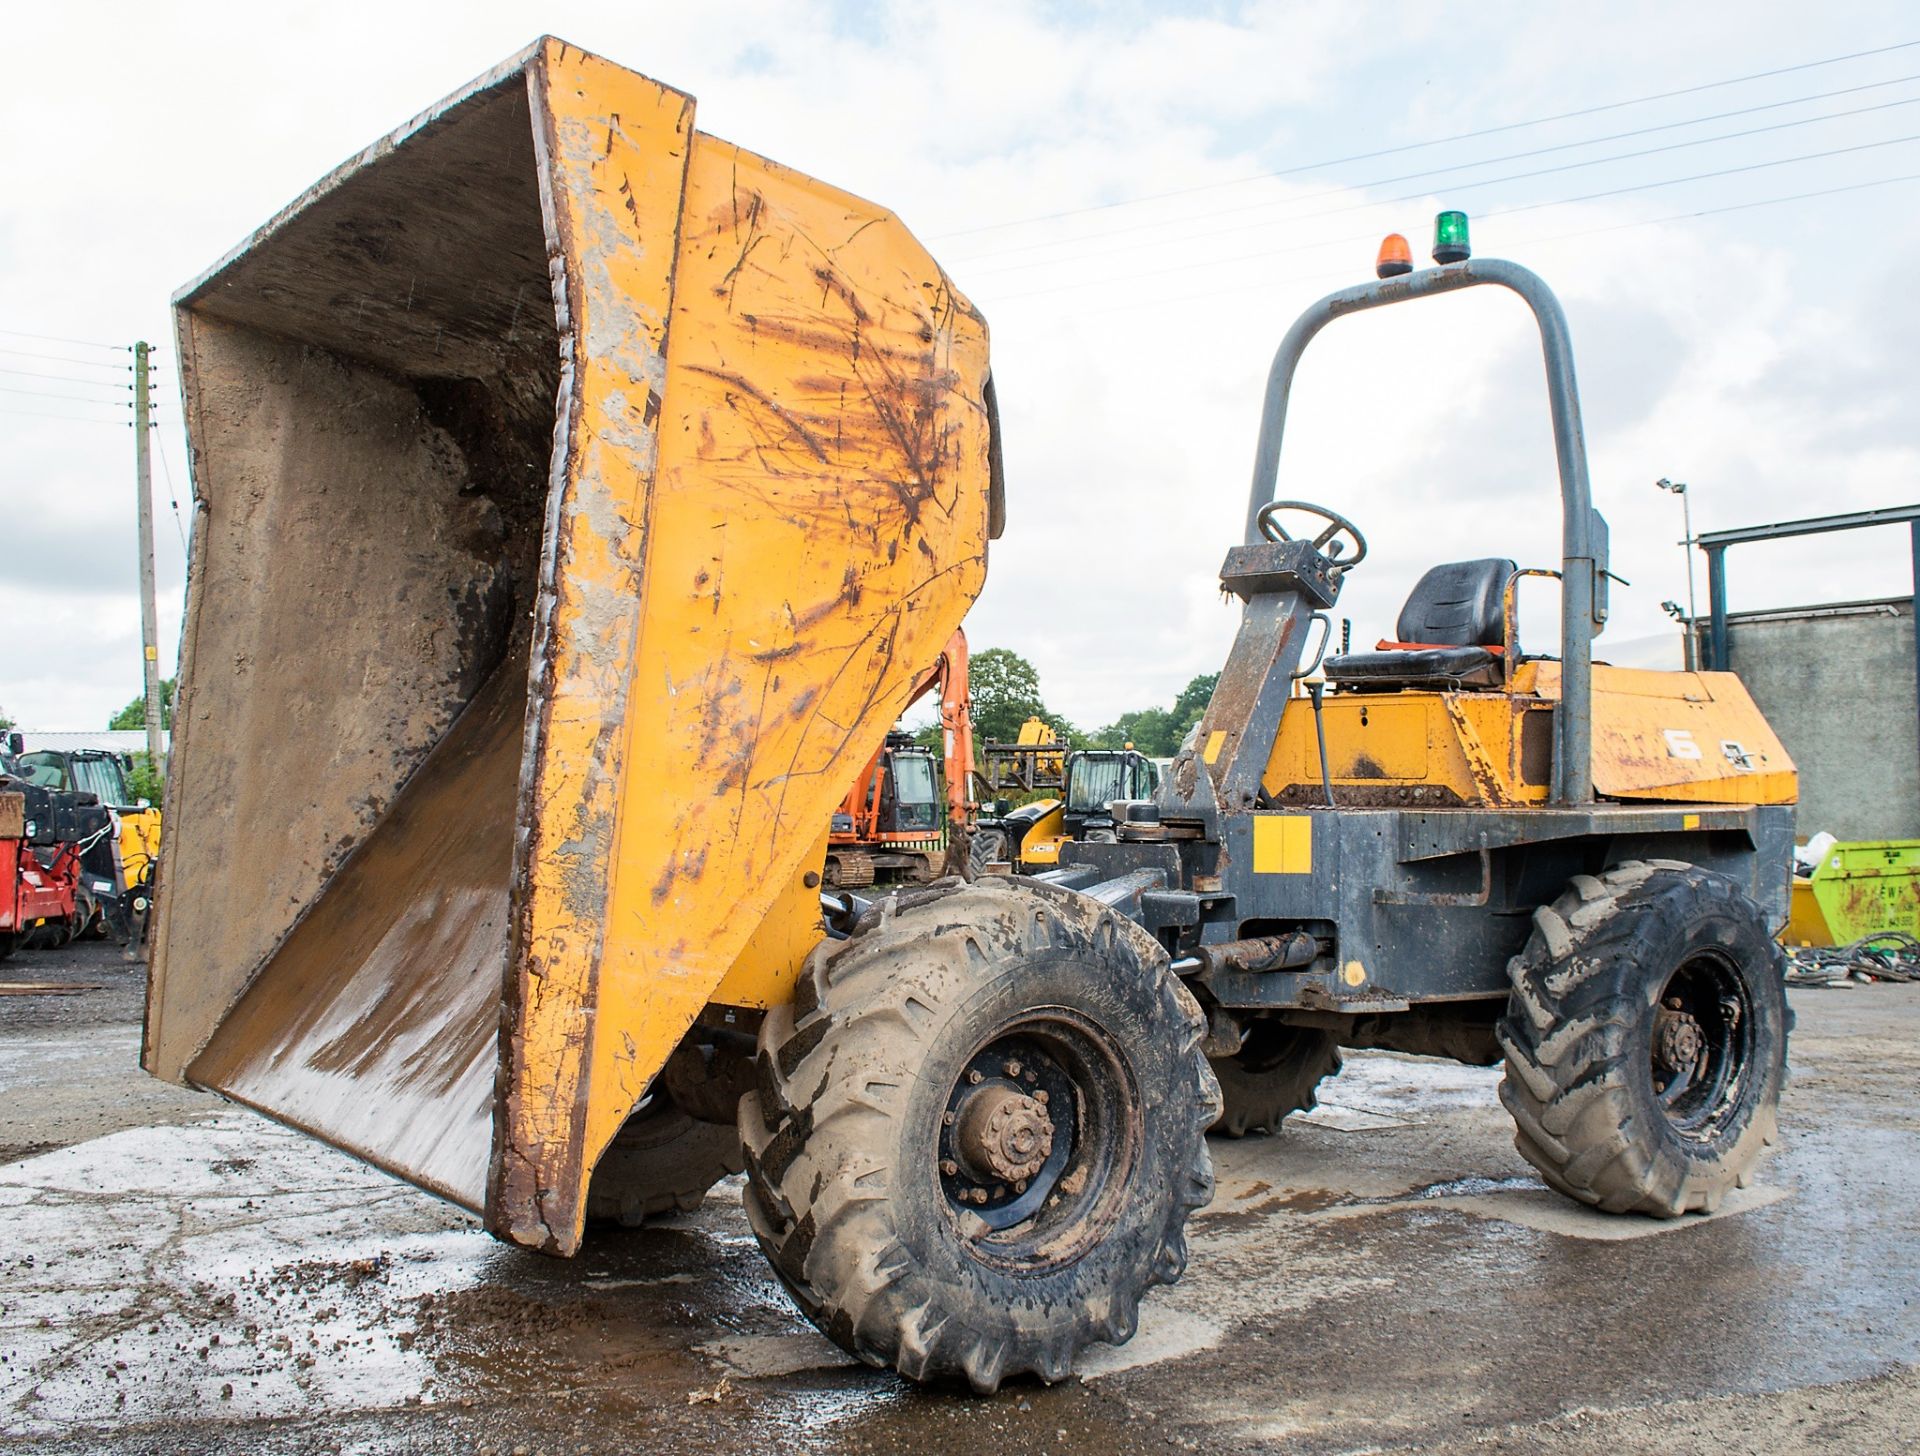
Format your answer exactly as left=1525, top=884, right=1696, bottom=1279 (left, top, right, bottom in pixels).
left=1209, top=1021, right=1342, bottom=1138
left=1498, top=859, right=1788, bottom=1217
left=583, top=1100, right=745, bottom=1227
left=739, top=875, right=1220, bottom=1392
left=966, top=826, right=1009, bottom=878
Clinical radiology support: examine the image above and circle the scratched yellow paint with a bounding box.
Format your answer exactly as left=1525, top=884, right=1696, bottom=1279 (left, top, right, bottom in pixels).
left=1262, top=662, right=1794, bottom=812
left=1517, top=662, right=1797, bottom=805
left=494, top=44, right=698, bottom=1251
left=498, top=42, right=996, bottom=1253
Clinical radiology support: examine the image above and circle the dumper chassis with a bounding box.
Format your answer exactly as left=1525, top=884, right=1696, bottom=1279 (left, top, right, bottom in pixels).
left=731, top=256, right=1792, bottom=1385
left=146, top=39, right=1793, bottom=1398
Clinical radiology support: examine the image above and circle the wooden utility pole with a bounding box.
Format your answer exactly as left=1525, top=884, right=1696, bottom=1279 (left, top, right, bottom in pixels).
left=133, top=340, right=164, bottom=769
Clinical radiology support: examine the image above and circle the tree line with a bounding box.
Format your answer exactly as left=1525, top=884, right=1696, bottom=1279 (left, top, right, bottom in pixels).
left=965, top=648, right=1215, bottom=759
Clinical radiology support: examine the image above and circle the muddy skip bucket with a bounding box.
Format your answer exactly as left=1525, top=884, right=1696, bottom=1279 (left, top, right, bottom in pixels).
left=145, top=37, right=998, bottom=1254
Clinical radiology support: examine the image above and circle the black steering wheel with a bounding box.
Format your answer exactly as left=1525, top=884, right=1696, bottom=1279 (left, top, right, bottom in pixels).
left=1255, top=499, right=1368, bottom=567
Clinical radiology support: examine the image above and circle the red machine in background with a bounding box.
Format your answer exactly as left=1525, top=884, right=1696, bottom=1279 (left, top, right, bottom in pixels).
left=0, top=785, right=84, bottom=957
left=824, top=629, right=975, bottom=889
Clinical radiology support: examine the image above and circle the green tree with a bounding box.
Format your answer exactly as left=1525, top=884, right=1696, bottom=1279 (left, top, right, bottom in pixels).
left=109, top=678, right=175, bottom=732
left=126, top=752, right=165, bottom=806
left=969, top=648, right=1049, bottom=745
left=1090, top=672, right=1219, bottom=756
left=1089, top=708, right=1179, bottom=756
left=1171, top=673, right=1218, bottom=736
left=0, top=703, right=12, bottom=732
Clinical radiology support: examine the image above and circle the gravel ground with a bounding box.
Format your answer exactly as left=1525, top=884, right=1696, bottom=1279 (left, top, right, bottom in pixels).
left=3, top=937, right=1916, bottom=1453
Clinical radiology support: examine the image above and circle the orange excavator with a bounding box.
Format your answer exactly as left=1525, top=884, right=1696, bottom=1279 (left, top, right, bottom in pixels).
left=824, top=629, right=974, bottom=889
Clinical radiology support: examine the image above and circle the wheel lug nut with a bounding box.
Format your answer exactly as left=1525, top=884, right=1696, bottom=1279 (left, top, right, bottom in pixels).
left=968, top=1070, right=984, bottom=1085
left=1014, top=1179, right=1028, bottom=1194
left=1034, top=1090, right=1048, bottom=1104
left=943, top=1111, right=956, bottom=1125
left=941, top=1159, right=958, bottom=1176
left=1004, top=1060, right=1021, bottom=1077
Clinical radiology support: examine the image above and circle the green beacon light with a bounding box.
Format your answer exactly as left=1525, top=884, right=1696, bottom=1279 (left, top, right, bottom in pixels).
left=1432, top=209, right=1471, bottom=265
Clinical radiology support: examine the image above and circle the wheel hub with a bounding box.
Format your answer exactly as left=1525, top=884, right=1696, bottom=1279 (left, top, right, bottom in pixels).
left=1653, top=996, right=1706, bottom=1081
left=955, top=1083, right=1054, bottom=1183
left=938, top=1035, right=1084, bottom=1233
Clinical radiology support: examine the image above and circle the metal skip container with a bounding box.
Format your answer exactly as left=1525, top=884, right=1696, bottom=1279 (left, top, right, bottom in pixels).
left=144, top=38, right=998, bottom=1255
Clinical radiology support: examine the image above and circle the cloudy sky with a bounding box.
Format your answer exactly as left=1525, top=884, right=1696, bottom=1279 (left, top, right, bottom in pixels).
left=3, top=1, right=1917, bottom=733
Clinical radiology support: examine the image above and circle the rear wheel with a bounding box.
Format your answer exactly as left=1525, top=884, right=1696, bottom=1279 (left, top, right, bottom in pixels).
left=1209, top=1021, right=1341, bottom=1137
left=583, top=1098, right=744, bottom=1227
left=1498, top=861, right=1788, bottom=1217
left=740, top=877, right=1219, bottom=1391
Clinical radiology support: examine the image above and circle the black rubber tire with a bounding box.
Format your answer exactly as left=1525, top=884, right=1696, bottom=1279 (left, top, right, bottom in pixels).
left=583, top=1100, right=744, bottom=1228
left=79, top=891, right=106, bottom=941
left=1497, top=860, right=1788, bottom=1217
left=1209, top=1022, right=1342, bottom=1137
left=966, top=826, right=1009, bottom=877
left=739, top=876, right=1219, bottom=1392
left=0, top=931, right=14, bottom=962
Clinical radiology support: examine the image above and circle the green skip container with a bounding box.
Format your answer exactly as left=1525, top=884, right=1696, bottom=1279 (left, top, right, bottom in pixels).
left=1784, top=840, right=1920, bottom=947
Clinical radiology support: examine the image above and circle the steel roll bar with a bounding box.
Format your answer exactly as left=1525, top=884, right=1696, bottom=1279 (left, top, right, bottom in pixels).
left=1242, top=258, right=1606, bottom=805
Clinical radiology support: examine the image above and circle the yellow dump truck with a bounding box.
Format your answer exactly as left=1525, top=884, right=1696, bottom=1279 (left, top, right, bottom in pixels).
left=151, top=40, right=1796, bottom=1394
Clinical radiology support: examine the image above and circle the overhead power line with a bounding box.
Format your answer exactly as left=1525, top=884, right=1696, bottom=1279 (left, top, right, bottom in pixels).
left=0, top=365, right=134, bottom=391
left=1077, top=170, right=1920, bottom=319
left=0, top=405, right=134, bottom=426
left=0, top=346, right=133, bottom=372
left=952, top=71, right=1920, bottom=268
left=0, top=327, right=129, bottom=353
left=932, top=37, right=1920, bottom=239
left=981, top=130, right=1920, bottom=302
left=966, top=93, right=1920, bottom=279
left=1532, top=167, right=1920, bottom=243
left=153, top=431, right=192, bottom=556
left=0, top=382, right=133, bottom=406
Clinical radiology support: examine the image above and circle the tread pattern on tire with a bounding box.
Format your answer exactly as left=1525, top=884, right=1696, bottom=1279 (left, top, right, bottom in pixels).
left=583, top=1105, right=744, bottom=1228
left=1210, top=1025, right=1341, bottom=1138
left=965, top=826, right=1008, bottom=878
left=738, top=875, right=1219, bottom=1391
left=1496, top=859, right=1786, bottom=1218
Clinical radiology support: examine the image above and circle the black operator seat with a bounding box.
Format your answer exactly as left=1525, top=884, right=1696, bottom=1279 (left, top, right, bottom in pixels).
left=1322, top=557, right=1517, bottom=691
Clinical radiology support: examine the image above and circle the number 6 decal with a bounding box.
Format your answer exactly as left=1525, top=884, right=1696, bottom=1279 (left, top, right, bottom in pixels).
left=1664, top=728, right=1703, bottom=760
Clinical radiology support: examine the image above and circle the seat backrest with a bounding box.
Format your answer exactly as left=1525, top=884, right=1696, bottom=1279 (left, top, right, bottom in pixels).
left=1394, top=558, right=1516, bottom=647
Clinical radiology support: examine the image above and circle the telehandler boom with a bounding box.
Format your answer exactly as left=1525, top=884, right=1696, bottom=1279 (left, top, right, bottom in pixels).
left=149, top=43, right=1794, bottom=1394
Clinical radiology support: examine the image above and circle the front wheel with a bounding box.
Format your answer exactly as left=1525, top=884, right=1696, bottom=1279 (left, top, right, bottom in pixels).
left=1498, top=861, right=1788, bottom=1217
left=739, top=877, right=1219, bottom=1391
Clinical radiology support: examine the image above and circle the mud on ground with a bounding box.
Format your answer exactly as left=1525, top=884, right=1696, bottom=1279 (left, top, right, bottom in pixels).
left=3, top=938, right=1917, bottom=1454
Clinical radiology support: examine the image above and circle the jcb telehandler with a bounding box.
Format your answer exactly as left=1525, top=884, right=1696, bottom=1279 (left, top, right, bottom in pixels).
left=968, top=744, right=1159, bottom=873
left=147, top=41, right=1793, bottom=1396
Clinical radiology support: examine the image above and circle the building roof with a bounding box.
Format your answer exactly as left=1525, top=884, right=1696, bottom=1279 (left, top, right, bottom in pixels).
left=10, top=730, right=170, bottom=755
